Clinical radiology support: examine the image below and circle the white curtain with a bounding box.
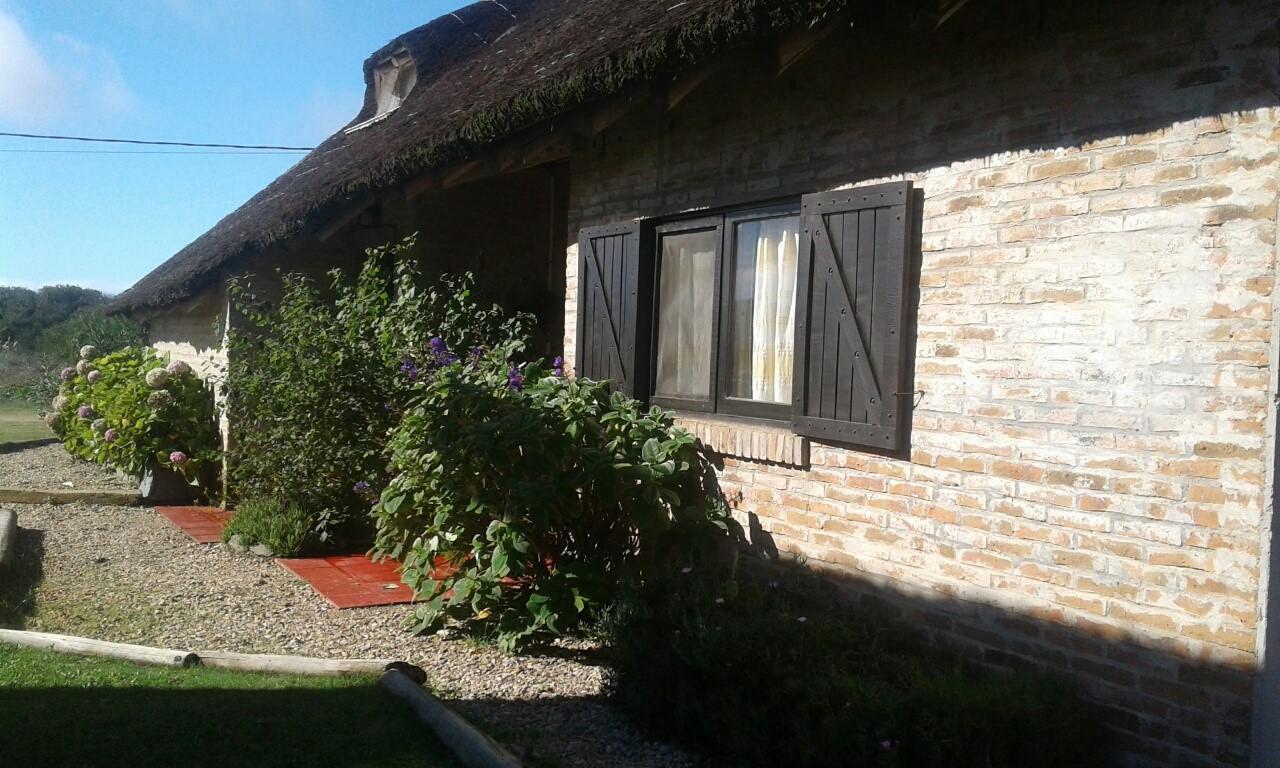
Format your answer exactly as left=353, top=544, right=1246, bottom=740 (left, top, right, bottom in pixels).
left=655, top=233, right=715, bottom=399
left=748, top=221, right=798, bottom=403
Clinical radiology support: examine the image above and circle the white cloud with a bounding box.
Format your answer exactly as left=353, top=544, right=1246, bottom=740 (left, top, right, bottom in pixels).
left=0, top=9, right=134, bottom=127
left=0, top=10, right=64, bottom=125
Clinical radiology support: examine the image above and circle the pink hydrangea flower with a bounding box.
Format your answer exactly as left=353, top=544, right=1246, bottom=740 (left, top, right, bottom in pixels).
left=103, top=428, right=119, bottom=443
left=60, top=367, right=75, bottom=382
left=77, top=405, right=93, bottom=419
left=169, top=450, right=189, bottom=465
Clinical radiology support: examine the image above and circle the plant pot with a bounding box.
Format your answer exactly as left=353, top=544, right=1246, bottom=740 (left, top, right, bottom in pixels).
left=139, top=461, right=194, bottom=503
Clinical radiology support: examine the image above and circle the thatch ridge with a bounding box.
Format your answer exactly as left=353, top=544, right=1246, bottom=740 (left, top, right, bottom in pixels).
left=114, top=0, right=860, bottom=313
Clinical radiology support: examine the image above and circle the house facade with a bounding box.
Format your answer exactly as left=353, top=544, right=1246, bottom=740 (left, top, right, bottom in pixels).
left=115, top=1, right=1280, bottom=765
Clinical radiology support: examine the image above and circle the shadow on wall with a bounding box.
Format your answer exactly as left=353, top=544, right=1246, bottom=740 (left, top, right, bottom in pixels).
left=736, top=513, right=1254, bottom=767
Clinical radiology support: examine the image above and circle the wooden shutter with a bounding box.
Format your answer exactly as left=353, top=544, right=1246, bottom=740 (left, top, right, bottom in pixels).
left=792, top=181, right=914, bottom=449
left=575, top=222, right=649, bottom=399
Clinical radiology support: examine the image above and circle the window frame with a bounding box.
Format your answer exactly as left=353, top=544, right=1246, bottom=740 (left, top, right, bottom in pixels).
left=647, top=200, right=801, bottom=423
left=649, top=215, right=724, bottom=414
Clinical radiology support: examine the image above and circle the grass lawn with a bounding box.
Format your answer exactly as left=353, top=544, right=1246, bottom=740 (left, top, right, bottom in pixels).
left=0, top=644, right=456, bottom=768
left=0, top=398, right=51, bottom=445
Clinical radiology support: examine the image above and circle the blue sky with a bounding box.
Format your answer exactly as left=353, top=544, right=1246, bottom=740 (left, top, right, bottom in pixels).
left=0, top=0, right=455, bottom=294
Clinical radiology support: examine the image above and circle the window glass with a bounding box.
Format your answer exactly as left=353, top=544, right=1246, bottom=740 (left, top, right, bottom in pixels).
left=726, top=215, right=799, bottom=404
left=654, top=229, right=717, bottom=400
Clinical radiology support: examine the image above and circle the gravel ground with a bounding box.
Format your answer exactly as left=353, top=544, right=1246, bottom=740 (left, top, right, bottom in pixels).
left=0, top=443, right=136, bottom=490
left=4, top=499, right=696, bottom=768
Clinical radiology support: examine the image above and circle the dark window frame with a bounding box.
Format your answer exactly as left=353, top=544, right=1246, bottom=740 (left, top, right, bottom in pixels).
left=647, top=200, right=801, bottom=423
left=649, top=215, right=723, bottom=414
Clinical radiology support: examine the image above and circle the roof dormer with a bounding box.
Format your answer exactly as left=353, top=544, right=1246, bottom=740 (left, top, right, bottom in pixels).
left=346, top=48, right=417, bottom=133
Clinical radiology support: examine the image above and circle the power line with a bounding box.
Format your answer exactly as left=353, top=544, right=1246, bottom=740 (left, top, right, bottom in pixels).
left=0, top=131, right=315, bottom=151
left=0, top=148, right=307, bottom=155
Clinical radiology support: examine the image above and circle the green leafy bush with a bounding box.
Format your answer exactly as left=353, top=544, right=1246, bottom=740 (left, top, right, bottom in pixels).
left=222, top=497, right=315, bottom=556
left=371, top=342, right=734, bottom=651
left=50, top=346, right=219, bottom=484
left=603, top=560, right=1105, bottom=768
left=225, top=235, right=531, bottom=550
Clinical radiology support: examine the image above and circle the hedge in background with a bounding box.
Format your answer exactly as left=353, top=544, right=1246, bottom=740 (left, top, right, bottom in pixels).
left=225, top=235, right=530, bottom=551
left=50, top=345, right=218, bottom=486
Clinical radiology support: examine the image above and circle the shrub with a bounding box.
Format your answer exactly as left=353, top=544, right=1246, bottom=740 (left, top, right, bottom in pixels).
left=51, top=346, right=219, bottom=484
left=371, top=342, right=734, bottom=652
left=225, top=235, right=531, bottom=550
left=222, top=497, right=315, bottom=557
left=603, top=560, right=1105, bottom=768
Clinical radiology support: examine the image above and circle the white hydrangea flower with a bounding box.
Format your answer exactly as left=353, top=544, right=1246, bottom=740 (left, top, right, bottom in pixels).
left=79, top=345, right=99, bottom=360
left=145, top=368, right=171, bottom=388
left=76, top=360, right=93, bottom=376
left=52, top=395, right=68, bottom=411
left=166, top=360, right=192, bottom=377
left=91, top=418, right=107, bottom=434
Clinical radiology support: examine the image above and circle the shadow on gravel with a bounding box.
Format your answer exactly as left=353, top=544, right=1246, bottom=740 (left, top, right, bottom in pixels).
left=0, top=526, right=44, bottom=628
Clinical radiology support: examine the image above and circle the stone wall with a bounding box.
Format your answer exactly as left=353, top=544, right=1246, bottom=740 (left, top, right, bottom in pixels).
left=562, top=2, right=1279, bottom=765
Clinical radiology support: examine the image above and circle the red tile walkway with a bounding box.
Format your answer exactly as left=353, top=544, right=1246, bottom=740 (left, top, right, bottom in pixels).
left=277, top=555, right=415, bottom=609
left=157, top=506, right=232, bottom=544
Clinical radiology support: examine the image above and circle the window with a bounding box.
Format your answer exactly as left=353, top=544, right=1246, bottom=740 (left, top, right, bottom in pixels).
left=649, top=205, right=800, bottom=421
left=576, top=180, right=915, bottom=451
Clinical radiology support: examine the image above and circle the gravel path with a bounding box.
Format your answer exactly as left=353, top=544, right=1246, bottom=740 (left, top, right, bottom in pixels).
left=0, top=443, right=136, bottom=490
left=4, top=500, right=696, bottom=768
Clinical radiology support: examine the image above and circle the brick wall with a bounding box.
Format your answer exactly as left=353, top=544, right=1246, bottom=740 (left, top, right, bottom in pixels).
left=562, top=2, right=1279, bottom=765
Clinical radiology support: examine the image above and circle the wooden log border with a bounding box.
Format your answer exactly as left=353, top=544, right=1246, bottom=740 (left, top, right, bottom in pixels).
left=0, top=509, right=15, bottom=569
left=381, top=668, right=525, bottom=768
left=0, top=488, right=141, bottom=506
left=0, top=629, right=198, bottom=667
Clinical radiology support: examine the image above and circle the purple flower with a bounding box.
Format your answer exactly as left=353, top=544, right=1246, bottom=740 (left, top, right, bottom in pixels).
left=169, top=450, right=188, bottom=466
left=77, top=405, right=93, bottom=419
left=103, top=428, right=119, bottom=443
left=60, top=367, right=75, bottom=382
left=507, top=366, right=524, bottom=391
left=353, top=480, right=371, bottom=494
left=552, top=356, right=565, bottom=377
left=400, top=355, right=420, bottom=380
left=86, top=370, right=102, bottom=383
left=429, top=337, right=457, bottom=366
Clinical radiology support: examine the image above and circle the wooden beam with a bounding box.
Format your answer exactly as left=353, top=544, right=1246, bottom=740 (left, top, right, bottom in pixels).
left=666, top=59, right=731, bottom=111
left=776, top=13, right=847, bottom=75
left=316, top=194, right=376, bottom=242
left=402, top=171, right=439, bottom=202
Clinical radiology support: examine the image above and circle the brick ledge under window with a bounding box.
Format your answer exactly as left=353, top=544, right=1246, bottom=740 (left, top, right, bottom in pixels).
left=675, top=414, right=809, bottom=468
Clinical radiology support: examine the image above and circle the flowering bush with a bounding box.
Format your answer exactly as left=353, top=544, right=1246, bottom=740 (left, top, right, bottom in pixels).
left=50, top=345, right=219, bottom=484
left=225, top=235, right=530, bottom=549
left=371, top=339, right=733, bottom=651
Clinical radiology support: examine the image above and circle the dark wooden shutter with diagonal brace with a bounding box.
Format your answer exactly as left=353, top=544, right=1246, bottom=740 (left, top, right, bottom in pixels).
left=575, top=222, right=649, bottom=399
left=792, top=181, right=914, bottom=450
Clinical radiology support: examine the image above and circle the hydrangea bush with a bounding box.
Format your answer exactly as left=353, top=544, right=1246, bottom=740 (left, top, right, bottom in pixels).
left=371, top=337, right=735, bottom=651
left=49, top=345, right=219, bottom=485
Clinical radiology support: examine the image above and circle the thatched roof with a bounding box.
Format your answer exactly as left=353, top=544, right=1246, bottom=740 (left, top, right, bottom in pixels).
left=114, top=0, right=868, bottom=313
